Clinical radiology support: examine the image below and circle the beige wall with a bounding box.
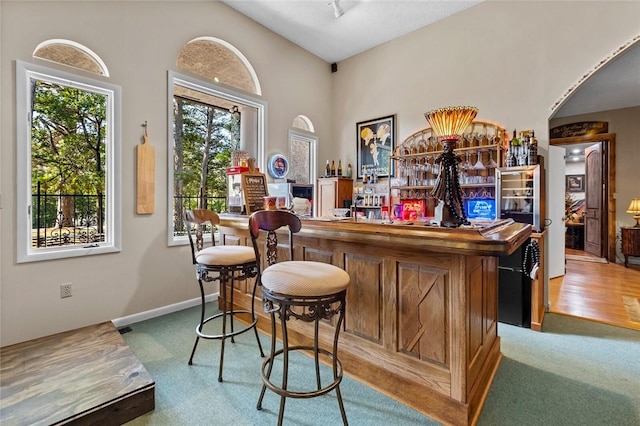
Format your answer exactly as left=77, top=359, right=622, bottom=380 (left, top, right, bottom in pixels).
left=1, top=1, right=639, bottom=346
left=0, top=1, right=332, bottom=346
left=550, top=106, right=640, bottom=241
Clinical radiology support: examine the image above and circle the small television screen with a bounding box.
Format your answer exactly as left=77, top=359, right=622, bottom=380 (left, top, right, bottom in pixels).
left=465, top=199, right=496, bottom=220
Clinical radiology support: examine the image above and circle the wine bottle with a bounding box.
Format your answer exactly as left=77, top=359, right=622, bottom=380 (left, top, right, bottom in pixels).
left=325, top=160, right=330, bottom=177
left=337, top=160, right=342, bottom=176
left=346, top=163, right=352, bottom=178
left=330, top=160, right=336, bottom=176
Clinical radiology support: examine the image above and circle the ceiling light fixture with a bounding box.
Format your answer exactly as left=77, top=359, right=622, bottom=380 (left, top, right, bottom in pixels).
left=329, top=0, right=344, bottom=18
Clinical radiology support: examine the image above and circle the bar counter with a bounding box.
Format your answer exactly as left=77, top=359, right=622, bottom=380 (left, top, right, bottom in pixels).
left=218, top=215, right=531, bottom=426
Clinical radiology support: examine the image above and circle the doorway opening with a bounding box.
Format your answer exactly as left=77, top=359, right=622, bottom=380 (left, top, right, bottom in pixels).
left=550, top=133, right=616, bottom=264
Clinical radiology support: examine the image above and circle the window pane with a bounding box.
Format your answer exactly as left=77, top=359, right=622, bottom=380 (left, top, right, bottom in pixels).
left=16, top=61, right=121, bottom=263
left=171, top=96, right=238, bottom=237
left=167, top=71, right=266, bottom=246
left=30, top=79, right=108, bottom=248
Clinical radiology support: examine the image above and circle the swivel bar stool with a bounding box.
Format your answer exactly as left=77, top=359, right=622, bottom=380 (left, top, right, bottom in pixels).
left=185, top=209, right=264, bottom=382
left=248, top=210, right=350, bottom=425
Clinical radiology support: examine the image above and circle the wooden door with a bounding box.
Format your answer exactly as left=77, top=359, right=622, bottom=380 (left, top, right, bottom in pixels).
left=584, top=143, right=604, bottom=257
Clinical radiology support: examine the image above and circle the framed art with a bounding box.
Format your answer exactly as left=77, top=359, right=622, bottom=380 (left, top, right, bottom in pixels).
left=356, top=115, right=395, bottom=179
left=566, top=174, right=585, bottom=192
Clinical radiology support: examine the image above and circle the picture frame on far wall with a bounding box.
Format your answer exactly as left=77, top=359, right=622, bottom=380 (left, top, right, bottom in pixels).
left=566, top=174, right=585, bottom=192
left=356, top=115, right=395, bottom=179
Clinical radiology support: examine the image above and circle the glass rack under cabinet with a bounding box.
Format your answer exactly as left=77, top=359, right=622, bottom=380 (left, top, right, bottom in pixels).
left=391, top=121, right=506, bottom=202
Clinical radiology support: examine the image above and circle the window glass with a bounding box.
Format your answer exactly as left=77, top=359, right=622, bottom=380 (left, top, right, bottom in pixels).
left=168, top=71, right=266, bottom=245
left=16, top=61, right=121, bottom=262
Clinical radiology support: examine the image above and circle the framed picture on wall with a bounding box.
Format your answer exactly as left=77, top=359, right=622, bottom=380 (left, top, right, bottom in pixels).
left=356, top=115, right=396, bottom=179
left=566, top=174, right=585, bottom=192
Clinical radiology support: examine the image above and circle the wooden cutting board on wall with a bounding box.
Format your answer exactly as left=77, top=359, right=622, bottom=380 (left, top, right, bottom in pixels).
left=136, top=126, right=155, bottom=214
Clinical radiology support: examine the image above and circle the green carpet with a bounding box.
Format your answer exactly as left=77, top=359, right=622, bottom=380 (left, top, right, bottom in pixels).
left=122, top=306, right=640, bottom=425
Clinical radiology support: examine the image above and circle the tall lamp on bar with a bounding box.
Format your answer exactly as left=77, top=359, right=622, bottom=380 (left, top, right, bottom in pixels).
left=425, top=106, right=478, bottom=227
left=626, top=198, right=640, bottom=227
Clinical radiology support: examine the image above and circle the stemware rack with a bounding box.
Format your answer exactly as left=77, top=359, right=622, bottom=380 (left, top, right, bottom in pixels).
left=391, top=120, right=507, bottom=202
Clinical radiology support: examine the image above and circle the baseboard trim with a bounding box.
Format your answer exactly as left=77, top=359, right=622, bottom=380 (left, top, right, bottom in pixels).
left=112, top=293, right=219, bottom=328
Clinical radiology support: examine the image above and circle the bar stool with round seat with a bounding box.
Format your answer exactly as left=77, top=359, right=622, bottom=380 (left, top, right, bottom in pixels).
left=185, top=209, right=264, bottom=382
left=248, top=210, right=350, bottom=425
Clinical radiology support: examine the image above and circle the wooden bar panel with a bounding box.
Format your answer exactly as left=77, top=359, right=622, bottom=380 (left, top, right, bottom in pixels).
left=344, top=253, right=382, bottom=341
left=398, top=263, right=447, bottom=365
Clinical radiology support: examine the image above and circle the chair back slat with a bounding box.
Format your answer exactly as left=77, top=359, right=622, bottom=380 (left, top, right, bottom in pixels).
left=248, top=210, right=301, bottom=267
left=184, top=209, right=220, bottom=264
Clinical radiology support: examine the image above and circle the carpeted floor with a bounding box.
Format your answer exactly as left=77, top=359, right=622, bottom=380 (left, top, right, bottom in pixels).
left=122, top=305, right=640, bottom=425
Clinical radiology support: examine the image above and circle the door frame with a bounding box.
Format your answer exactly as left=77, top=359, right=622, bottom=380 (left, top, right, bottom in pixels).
left=550, top=133, right=616, bottom=262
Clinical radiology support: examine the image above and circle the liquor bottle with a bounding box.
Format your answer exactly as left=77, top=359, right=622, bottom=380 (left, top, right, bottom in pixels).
left=528, top=130, right=538, bottom=165
left=337, top=160, right=343, bottom=176
left=330, top=160, right=336, bottom=176
left=346, top=163, right=353, bottom=178
left=506, top=130, right=517, bottom=167
left=325, top=160, right=330, bottom=177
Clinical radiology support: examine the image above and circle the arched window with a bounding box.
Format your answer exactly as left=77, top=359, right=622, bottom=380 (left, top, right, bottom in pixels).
left=288, top=115, right=318, bottom=186
left=168, top=38, right=265, bottom=244
left=33, top=39, right=109, bottom=76
left=16, top=41, right=120, bottom=262
left=292, top=115, right=315, bottom=133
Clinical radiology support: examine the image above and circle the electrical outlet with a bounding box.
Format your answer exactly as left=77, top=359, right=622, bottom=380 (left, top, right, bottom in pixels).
left=60, top=283, right=72, bottom=298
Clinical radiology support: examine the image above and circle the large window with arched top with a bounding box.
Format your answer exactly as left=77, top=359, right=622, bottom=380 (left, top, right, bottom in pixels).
left=288, top=114, right=318, bottom=185
left=168, top=38, right=265, bottom=245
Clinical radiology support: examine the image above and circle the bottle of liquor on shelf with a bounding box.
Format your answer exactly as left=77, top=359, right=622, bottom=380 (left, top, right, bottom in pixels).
left=528, top=130, right=538, bottom=165
left=506, top=130, right=518, bottom=167
left=325, top=160, right=330, bottom=177
left=337, top=160, right=342, bottom=176
left=346, top=163, right=353, bottom=178
left=330, top=160, right=336, bottom=176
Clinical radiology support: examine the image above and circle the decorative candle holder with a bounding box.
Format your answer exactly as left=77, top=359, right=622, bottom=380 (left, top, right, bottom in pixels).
left=424, top=106, right=478, bottom=227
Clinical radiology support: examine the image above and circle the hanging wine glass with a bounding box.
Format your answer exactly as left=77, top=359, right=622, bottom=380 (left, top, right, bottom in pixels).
left=481, top=124, right=489, bottom=146
left=473, top=150, right=485, bottom=170
left=488, top=149, right=498, bottom=168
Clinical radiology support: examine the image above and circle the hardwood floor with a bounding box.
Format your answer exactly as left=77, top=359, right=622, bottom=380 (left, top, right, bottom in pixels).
left=550, top=249, right=640, bottom=331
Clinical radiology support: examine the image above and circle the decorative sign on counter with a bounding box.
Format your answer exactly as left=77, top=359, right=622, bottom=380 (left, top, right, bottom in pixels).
left=241, top=172, right=268, bottom=214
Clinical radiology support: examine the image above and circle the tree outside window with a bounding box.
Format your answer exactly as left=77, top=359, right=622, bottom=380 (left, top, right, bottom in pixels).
left=16, top=61, right=121, bottom=263
left=172, top=96, right=239, bottom=236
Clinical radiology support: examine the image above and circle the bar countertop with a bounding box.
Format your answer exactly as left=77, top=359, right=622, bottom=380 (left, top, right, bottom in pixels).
left=220, top=214, right=532, bottom=257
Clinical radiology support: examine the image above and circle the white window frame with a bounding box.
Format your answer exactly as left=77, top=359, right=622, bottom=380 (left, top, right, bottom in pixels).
left=167, top=70, right=267, bottom=246
left=15, top=60, right=121, bottom=263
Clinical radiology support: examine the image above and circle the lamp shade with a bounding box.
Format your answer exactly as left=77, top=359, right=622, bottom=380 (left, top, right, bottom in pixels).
left=626, top=198, right=640, bottom=214
left=424, top=106, right=478, bottom=140
left=627, top=198, right=640, bottom=227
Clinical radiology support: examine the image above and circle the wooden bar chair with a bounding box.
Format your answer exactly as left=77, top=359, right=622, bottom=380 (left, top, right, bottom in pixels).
left=248, top=210, right=350, bottom=425
left=185, top=209, right=264, bottom=382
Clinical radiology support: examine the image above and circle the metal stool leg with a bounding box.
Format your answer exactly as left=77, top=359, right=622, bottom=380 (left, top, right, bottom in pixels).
left=188, top=279, right=207, bottom=365
left=257, top=309, right=278, bottom=410
left=314, top=319, right=321, bottom=390
left=251, top=278, right=265, bottom=357
left=334, top=309, right=348, bottom=425
left=277, top=311, right=289, bottom=426
left=218, top=272, right=228, bottom=382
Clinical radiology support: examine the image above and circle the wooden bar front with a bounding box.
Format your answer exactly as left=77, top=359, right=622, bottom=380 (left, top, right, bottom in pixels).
left=218, top=216, right=531, bottom=426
